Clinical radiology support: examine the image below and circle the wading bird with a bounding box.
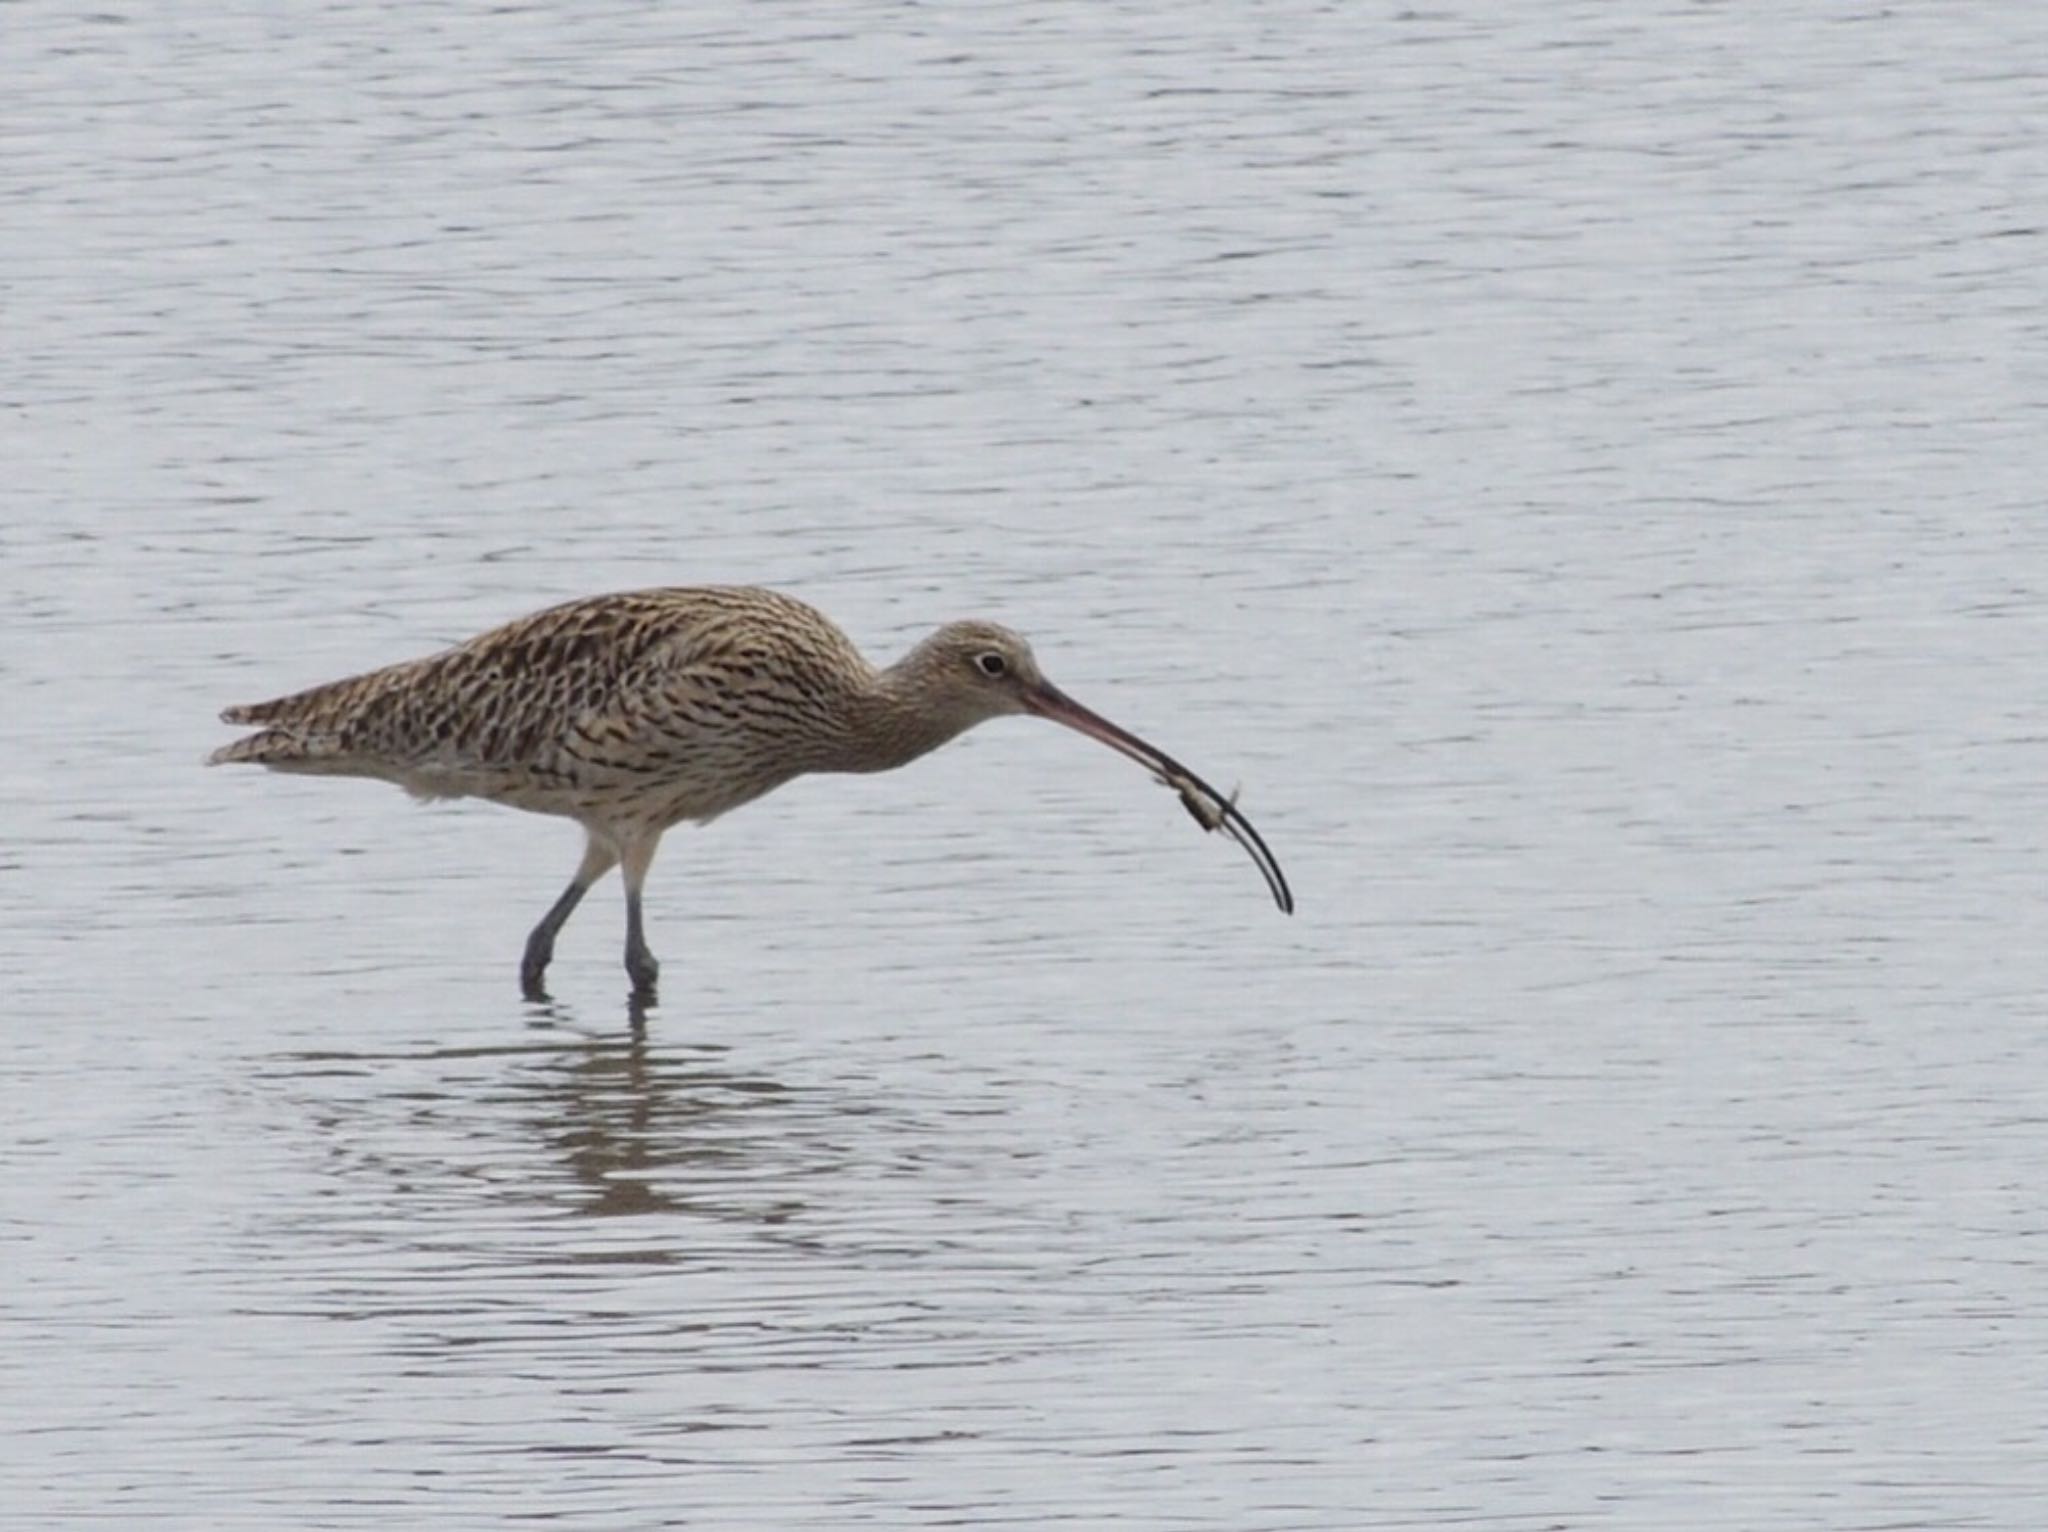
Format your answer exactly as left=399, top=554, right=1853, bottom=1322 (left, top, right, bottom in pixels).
left=210, top=586, right=1292, bottom=999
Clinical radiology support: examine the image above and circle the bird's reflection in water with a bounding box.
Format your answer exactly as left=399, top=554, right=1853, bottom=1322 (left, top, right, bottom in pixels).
left=511, top=991, right=810, bottom=1225
left=257, top=991, right=892, bottom=1252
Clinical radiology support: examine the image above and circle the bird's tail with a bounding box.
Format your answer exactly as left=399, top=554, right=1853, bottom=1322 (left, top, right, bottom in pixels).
left=207, top=679, right=362, bottom=768
left=206, top=727, right=319, bottom=767
left=220, top=699, right=278, bottom=727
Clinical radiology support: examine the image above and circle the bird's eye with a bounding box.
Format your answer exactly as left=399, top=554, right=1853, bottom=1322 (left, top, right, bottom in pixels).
left=974, top=651, right=1008, bottom=678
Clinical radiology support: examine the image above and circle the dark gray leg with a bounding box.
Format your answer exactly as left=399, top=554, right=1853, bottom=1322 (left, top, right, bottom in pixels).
left=624, top=888, right=660, bottom=996
left=620, top=832, right=665, bottom=998
left=520, top=837, right=618, bottom=999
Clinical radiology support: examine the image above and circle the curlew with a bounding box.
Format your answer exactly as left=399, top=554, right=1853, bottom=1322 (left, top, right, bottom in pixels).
left=209, top=586, right=1292, bottom=999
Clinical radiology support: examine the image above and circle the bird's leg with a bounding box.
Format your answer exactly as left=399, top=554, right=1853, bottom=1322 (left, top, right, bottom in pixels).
left=521, top=836, right=619, bottom=1000
left=619, top=831, right=665, bottom=998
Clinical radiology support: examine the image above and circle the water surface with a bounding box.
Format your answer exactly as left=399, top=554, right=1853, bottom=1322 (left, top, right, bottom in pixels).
left=7, top=2, right=2048, bottom=1526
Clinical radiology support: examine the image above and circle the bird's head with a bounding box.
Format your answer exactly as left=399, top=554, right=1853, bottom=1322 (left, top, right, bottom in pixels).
left=886, top=618, right=1292, bottom=912
left=904, top=619, right=1048, bottom=723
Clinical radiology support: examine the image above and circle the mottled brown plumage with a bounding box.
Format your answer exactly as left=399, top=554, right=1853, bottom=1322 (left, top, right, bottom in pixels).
left=211, top=585, right=1292, bottom=1000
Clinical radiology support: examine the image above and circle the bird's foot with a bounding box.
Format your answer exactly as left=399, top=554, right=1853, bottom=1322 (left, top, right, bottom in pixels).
left=521, top=939, right=555, bottom=1001
left=624, top=943, right=660, bottom=999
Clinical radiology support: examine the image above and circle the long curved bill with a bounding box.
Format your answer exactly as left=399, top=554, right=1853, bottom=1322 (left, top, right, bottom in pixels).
left=1024, top=682, right=1295, bottom=915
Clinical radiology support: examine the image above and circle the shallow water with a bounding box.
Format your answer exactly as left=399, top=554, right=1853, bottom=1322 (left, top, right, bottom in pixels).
left=8, top=1, right=2048, bottom=1526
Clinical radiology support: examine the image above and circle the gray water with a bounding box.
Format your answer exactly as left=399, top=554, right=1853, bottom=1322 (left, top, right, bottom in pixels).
left=7, top=2, right=2048, bottom=1526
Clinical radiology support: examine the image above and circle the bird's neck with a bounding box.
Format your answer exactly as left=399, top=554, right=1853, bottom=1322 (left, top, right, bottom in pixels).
left=840, top=653, right=976, bottom=773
